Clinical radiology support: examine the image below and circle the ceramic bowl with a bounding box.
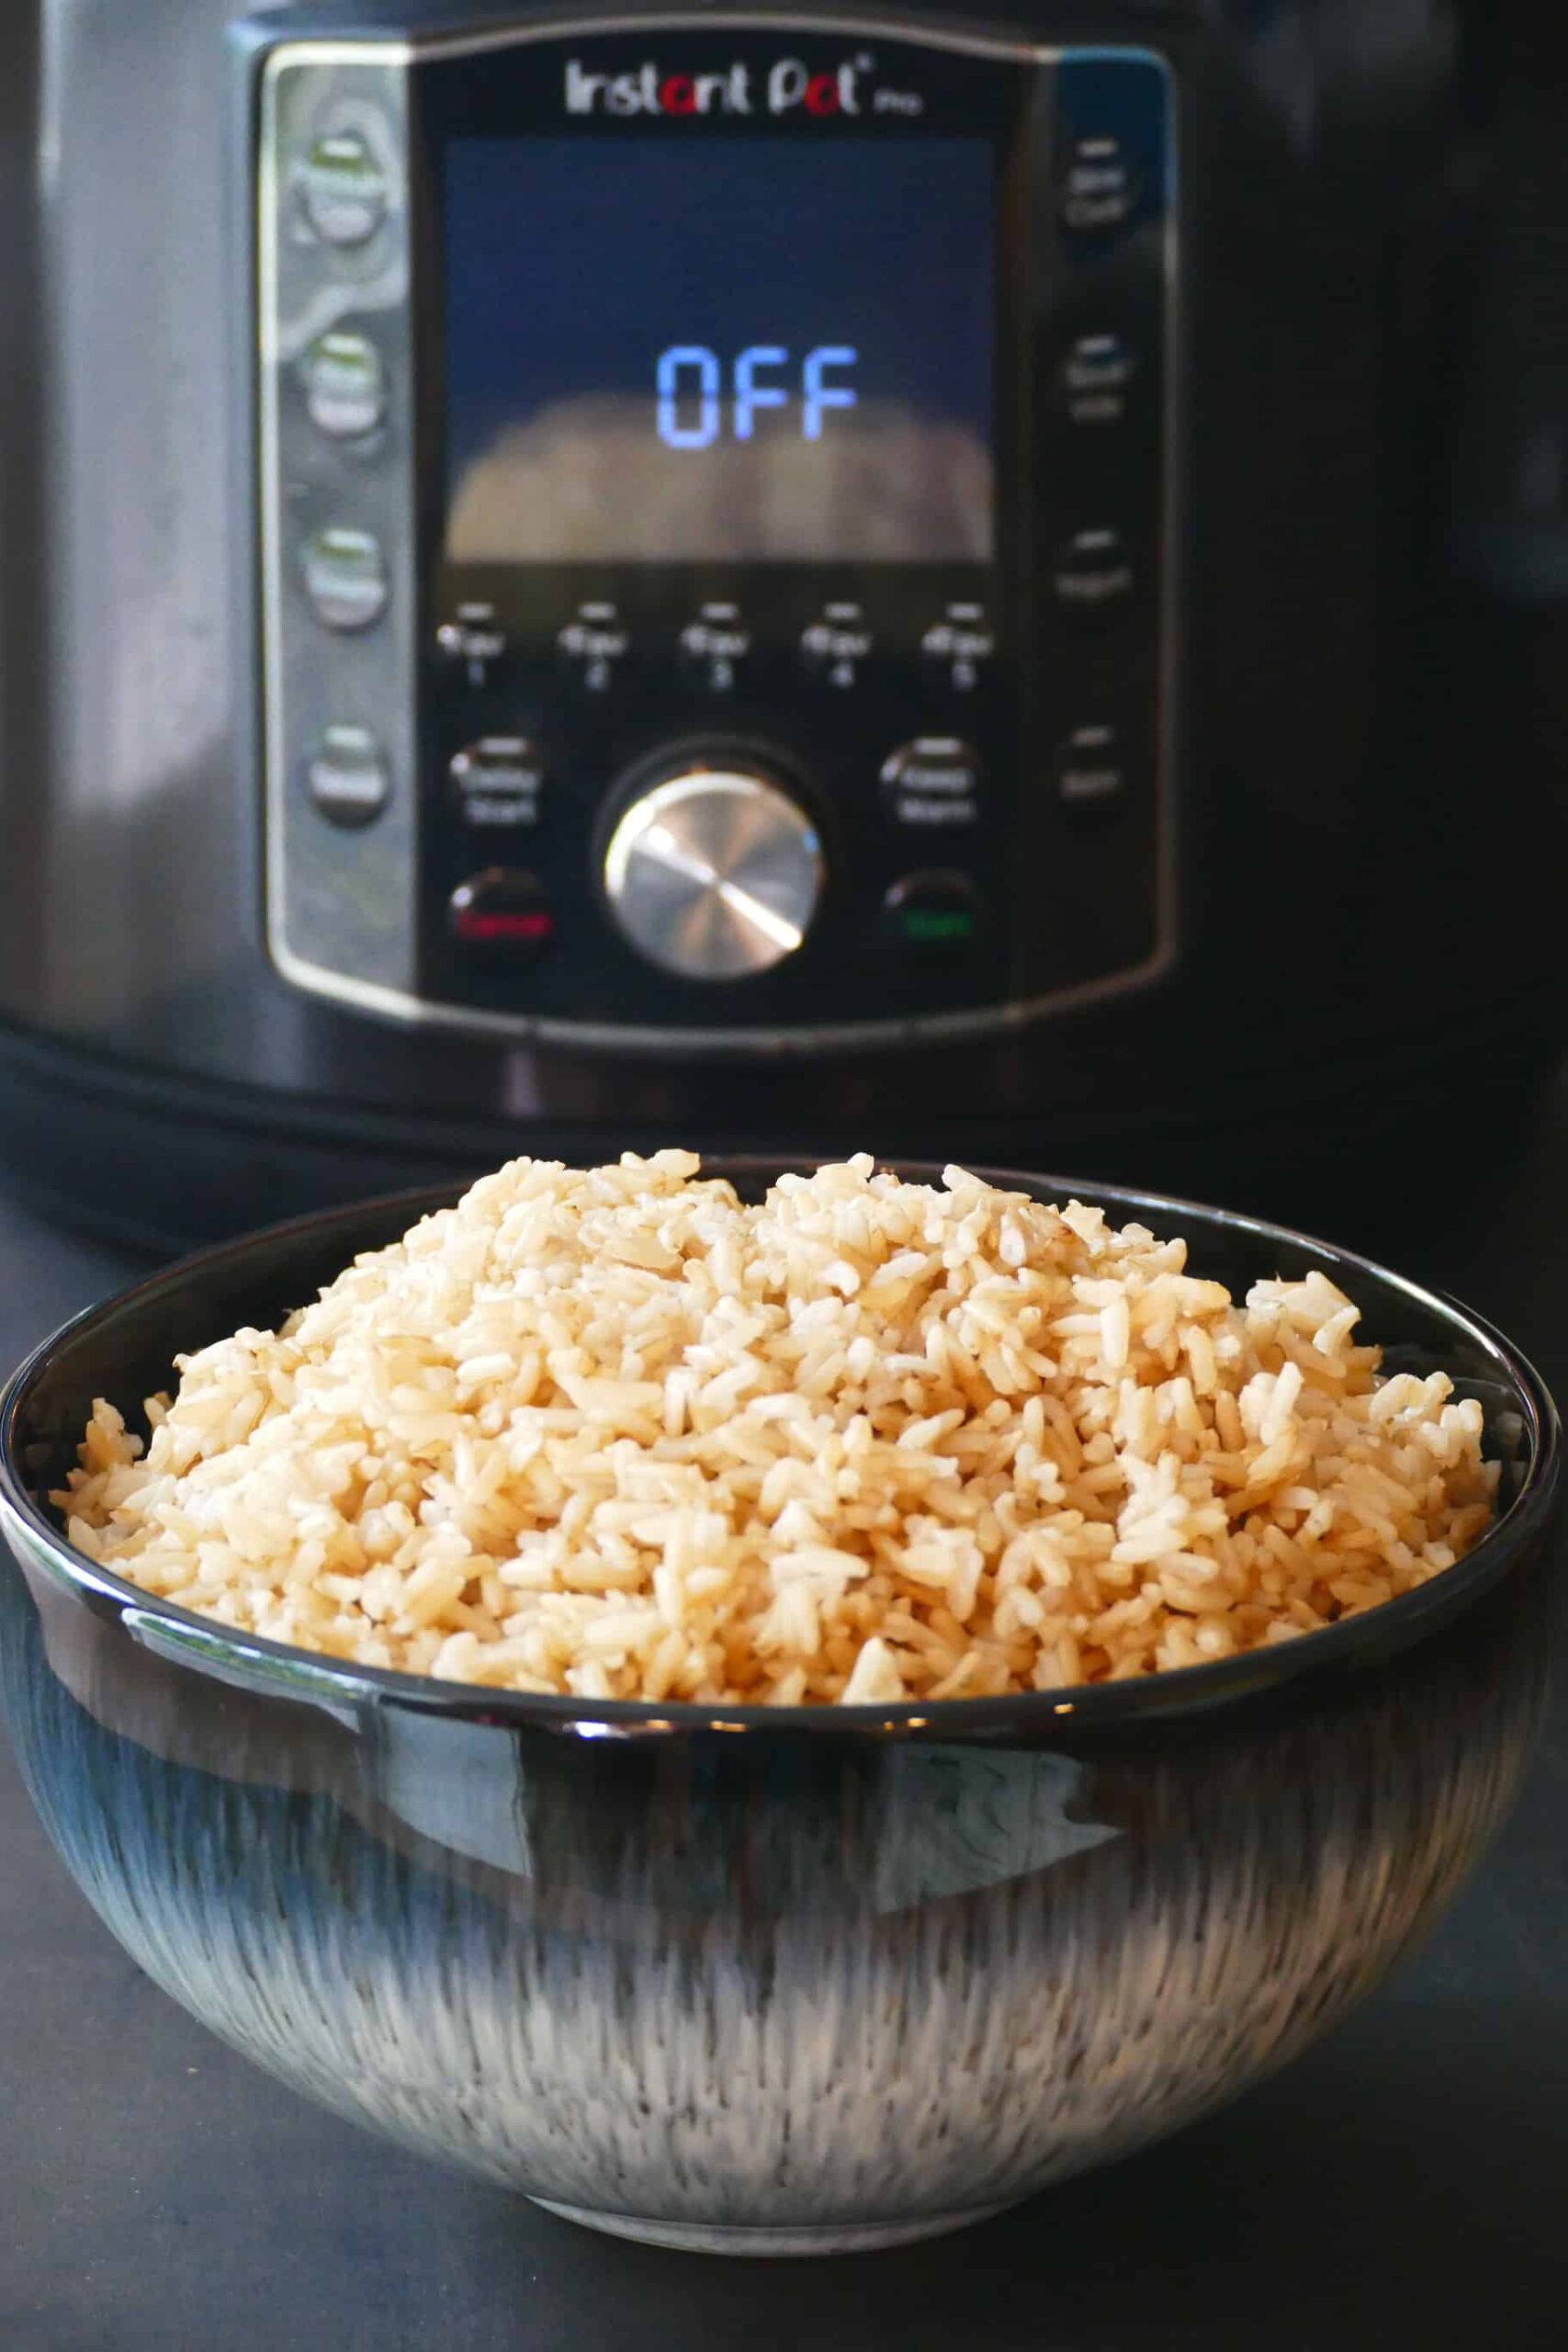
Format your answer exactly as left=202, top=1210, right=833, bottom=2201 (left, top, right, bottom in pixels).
left=0, top=1166, right=1560, bottom=2256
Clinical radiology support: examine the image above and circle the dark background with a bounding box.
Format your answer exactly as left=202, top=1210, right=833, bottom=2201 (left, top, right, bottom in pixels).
left=3, top=1069, right=1566, bottom=2350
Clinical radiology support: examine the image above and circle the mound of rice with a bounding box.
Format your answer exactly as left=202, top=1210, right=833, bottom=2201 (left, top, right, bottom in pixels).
left=58, top=1154, right=1497, bottom=1705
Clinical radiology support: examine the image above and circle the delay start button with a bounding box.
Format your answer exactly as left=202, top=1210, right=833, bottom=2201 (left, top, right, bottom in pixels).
left=448, top=869, right=555, bottom=966
left=881, top=738, right=981, bottom=828
left=884, top=870, right=984, bottom=962
left=449, top=738, right=545, bottom=829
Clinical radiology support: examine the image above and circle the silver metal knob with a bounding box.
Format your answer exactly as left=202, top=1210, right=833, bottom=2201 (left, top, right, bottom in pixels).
left=603, top=766, right=823, bottom=979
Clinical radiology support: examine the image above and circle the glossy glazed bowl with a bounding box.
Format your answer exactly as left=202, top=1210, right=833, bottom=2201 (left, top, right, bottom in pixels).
left=1, top=1167, right=1561, bottom=2257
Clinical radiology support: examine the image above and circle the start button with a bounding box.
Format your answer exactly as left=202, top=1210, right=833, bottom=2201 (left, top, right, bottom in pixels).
left=884, top=870, right=984, bottom=962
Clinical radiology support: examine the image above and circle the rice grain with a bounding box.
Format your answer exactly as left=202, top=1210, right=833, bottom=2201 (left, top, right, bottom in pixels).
left=56, top=1154, right=1497, bottom=1704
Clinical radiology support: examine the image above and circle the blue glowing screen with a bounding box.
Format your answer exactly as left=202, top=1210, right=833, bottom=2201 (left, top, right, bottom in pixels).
left=444, top=137, right=994, bottom=561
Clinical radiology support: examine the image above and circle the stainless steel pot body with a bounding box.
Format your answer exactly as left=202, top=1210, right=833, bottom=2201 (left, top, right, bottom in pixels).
left=0, top=2, right=1561, bottom=1218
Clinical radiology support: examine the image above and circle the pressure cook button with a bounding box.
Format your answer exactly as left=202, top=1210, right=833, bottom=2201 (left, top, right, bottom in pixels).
left=679, top=603, right=750, bottom=695
left=921, top=604, right=995, bottom=694
left=884, top=870, right=984, bottom=960
left=558, top=601, right=628, bottom=693
left=1060, top=331, right=1136, bottom=424
left=1053, top=527, right=1134, bottom=619
left=305, top=723, right=389, bottom=829
left=302, top=526, right=388, bottom=631
left=300, top=128, right=389, bottom=246
left=800, top=603, right=873, bottom=688
left=881, top=738, right=981, bottom=828
left=1056, top=723, right=1127, bottom=816
left=449, top=738, right=546, bottom=830
left=448, top=869, right=555, bottom=965
left=1060, top=134, right=1139, bottom=233
left=302, top=329, right=386, bottom=439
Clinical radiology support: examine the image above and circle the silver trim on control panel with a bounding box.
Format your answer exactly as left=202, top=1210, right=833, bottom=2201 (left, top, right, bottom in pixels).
left=260, top=43, right=421, bottom=1008
left=257, top=13, right=1179, bottom=1057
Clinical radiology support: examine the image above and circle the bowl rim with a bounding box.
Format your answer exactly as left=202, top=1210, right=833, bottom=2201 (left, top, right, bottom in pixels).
left=1, top=1158, right=1560, bottom=1741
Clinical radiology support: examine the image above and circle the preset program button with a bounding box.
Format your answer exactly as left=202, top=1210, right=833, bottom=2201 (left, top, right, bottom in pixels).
left=1053, top=528, right=1134, bottom=621
left=1057, top=722, right=1128, bottom=817
left=1059, top=332, right=1136, bottom=425
left=305, top=724, right=389, bottom=829
left=300, top=128, right=390, bottom=247
left=301, top=526, right=389, bottom=631
left=1059, top=134, right=1139, bottom=233
left=302, top=329, right=387, bottom=439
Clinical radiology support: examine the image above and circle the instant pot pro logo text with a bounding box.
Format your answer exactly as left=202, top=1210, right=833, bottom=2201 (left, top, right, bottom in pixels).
left=563, top=53, right=925, bottom=119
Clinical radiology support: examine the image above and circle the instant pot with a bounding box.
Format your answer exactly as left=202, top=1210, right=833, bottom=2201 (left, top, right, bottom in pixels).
left=0, top=1, right=1562, bottom=1249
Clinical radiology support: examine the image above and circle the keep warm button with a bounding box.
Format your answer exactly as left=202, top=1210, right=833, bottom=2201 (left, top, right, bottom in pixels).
left=881, top=737, right=981, bottom=829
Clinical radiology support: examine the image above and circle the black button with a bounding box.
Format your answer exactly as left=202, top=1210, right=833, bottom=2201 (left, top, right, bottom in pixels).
left=1059, top=331, right=1136, bottom=424
left=557, top=602, right=628, bottom=694
left=436, top=603, right=507, bottom=686
left=920, top=604, right=995, bottom=695
left=1060, top=134, right=1139, bottom=233
left=448, top=870, right=555, bottom=966
left=884, top=870, right=984, bottom=961
left=1053, top=528, right=1134, bottom=620
left=449, top=738, right=545, bottom=830
left=881, top=738, right=981, bottom=830
left=800, top=603, right=873, bottom=688
left=305, top=724, right=389, bottom=829
left=1056, top=723, right=1127, bottom=818
left=678, top=603, right=750, bottom=695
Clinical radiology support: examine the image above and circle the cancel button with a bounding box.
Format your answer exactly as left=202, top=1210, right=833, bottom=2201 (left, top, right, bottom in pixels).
left=880, top=737, right=981, bottom=829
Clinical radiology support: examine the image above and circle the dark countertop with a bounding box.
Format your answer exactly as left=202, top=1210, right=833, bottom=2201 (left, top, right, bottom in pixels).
left=4, top=1104, right=1567, bottom=2352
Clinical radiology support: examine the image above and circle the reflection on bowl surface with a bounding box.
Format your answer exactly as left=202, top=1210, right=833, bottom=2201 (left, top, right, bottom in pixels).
left=0, top=1167, right=1560, bottom=2256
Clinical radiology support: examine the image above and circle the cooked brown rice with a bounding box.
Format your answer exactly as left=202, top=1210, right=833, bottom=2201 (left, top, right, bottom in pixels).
left=58, top=1154, right=1496, bottom=1705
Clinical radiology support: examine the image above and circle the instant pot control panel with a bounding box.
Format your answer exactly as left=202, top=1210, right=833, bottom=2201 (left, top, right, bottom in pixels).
left=251, top=11, right=1176, bottom=1050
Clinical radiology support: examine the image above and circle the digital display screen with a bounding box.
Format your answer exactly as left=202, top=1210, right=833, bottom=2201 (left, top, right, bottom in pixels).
left=444, top=138, right=995, bottom=563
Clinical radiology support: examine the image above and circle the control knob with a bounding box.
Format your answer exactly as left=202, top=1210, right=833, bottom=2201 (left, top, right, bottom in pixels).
left=603, top=763, right=823, bottom=979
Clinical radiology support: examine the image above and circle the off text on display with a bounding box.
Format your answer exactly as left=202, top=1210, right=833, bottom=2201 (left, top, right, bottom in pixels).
left=656, top=345, right=859, bottom=447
